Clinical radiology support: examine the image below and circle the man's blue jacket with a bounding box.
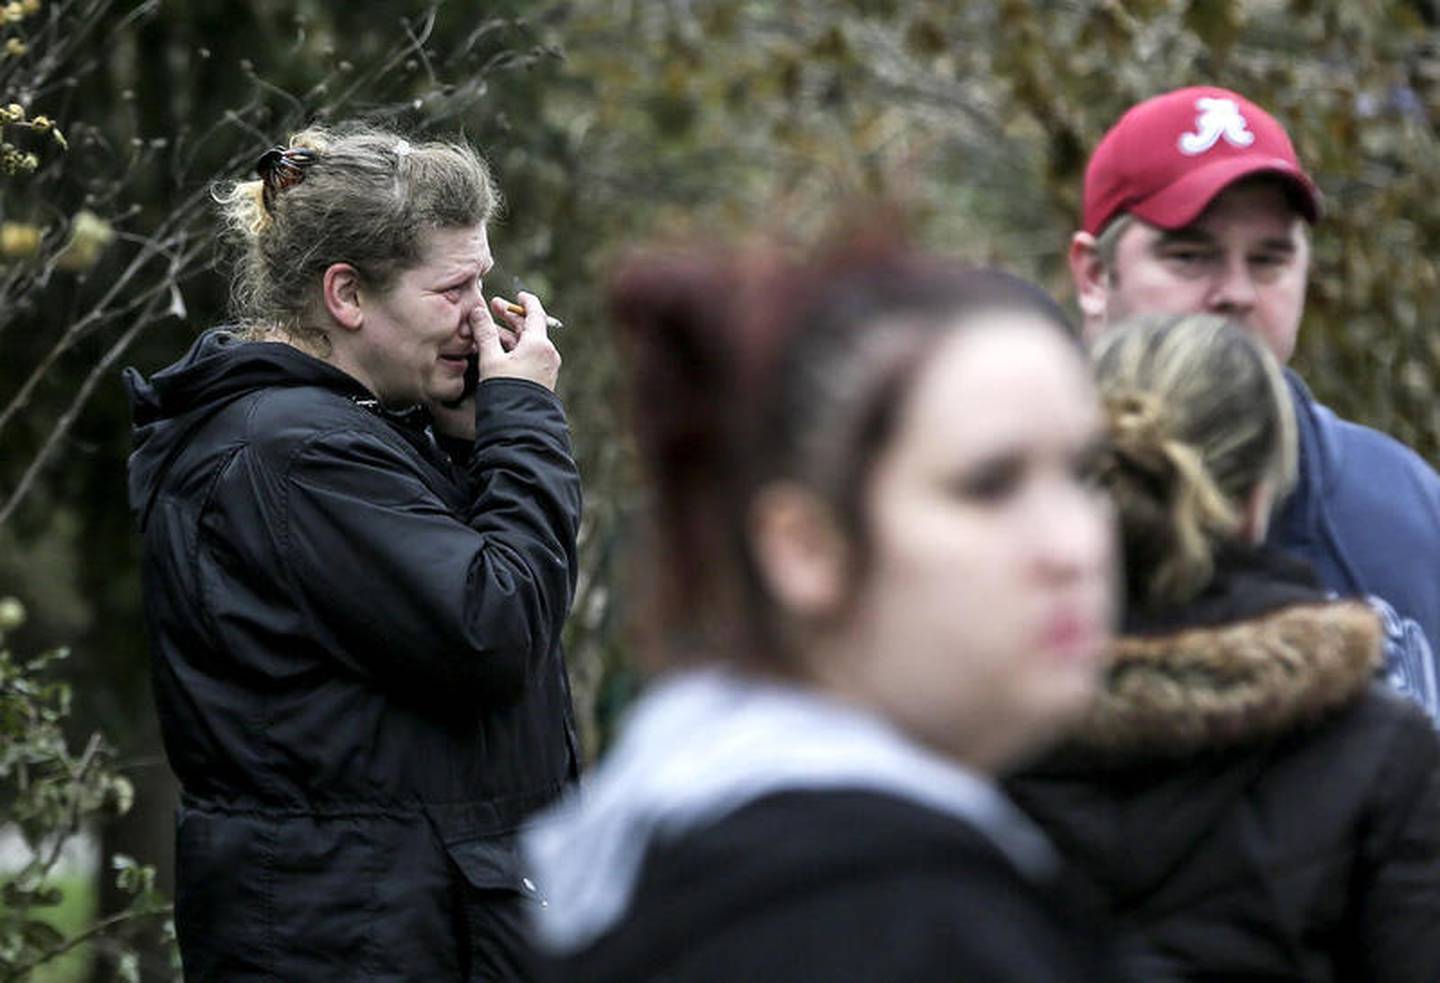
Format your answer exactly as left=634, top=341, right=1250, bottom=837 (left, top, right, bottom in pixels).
left=1270, top=370, right=1440, bottom=721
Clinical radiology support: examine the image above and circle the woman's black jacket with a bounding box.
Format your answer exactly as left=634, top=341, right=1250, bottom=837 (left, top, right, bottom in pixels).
left=124, top=329, right=582, bottom=980
left=535, top=789, right=1118, bottom=982
left=1007, top=547, right=1440, bottom=982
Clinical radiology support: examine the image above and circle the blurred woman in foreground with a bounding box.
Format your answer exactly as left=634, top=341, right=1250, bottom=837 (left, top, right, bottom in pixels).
left=1008, top=314, right=1440, bottom=981
left=521, top=226, right=1120, bottom=980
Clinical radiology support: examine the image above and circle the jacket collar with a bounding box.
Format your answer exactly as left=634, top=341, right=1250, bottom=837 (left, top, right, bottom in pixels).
left=1268, top=369, right=1335, bottom=555
left=523, top=668, right=1053, bottom=955
left=1124, top=541, right=1323, bottom=635
left=125, top=328, right=373, bottom=428
left=125, top=328, right=439, bottom=526
left=1071, top=546, right=1381, bottom=757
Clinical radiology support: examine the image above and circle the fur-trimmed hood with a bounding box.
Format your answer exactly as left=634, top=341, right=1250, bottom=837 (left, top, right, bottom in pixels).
left=1072, top=598, right=1382, bottom=757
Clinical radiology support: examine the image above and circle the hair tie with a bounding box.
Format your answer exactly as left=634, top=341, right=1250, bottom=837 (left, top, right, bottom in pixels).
left=1106, top=390, right=1168, bottom=445
left=256, top=145, right=318, bottom=213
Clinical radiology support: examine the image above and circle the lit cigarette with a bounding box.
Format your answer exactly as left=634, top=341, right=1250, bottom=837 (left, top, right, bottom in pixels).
left=504, top=302, right=564, bottom=330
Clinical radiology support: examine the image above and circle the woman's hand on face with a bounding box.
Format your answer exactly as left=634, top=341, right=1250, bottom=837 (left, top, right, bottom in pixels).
left=430, top=295, right=556, bottom=438
left=478, top=292, right=561, bottom=392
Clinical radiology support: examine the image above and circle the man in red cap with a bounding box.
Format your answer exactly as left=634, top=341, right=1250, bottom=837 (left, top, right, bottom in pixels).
left=1069, top=85, right=1440, bottom=721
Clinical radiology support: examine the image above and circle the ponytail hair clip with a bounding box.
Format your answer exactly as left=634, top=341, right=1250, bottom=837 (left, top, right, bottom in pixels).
left=256, top=146, right=318, bottom=212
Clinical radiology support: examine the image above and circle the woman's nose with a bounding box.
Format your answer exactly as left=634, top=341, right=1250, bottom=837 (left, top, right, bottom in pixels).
left=1035, top=487, right=1113, bottom=584
left=459, top=288, right=487, bottom=334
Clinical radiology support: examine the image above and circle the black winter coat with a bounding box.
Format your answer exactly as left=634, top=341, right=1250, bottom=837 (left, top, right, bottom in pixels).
left=124, top=329, right=582, bottom=980
left=1007, top=547, right=1440, bottom=982
left=535, top=789, right=1118, bottom=982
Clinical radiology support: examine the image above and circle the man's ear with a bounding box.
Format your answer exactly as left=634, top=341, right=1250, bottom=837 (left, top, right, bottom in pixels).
left=321, top=263, right=365, bottom=333
left=1068, top=232, right=1110, bottom=334
left=749, top=483, right=850, bottom=621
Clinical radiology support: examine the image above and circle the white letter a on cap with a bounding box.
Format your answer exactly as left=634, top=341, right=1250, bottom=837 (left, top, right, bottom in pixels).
left=1178, top=97, right=1255, bottom=155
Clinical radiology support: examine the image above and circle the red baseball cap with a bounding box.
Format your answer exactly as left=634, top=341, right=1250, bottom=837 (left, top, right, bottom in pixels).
left=1082, top=86, right=1321, bottom=236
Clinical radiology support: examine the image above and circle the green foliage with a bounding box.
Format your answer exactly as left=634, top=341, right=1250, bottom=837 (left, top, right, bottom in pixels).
left=541, top=0, right=1440, bottom=463
left=0, top=598, right=170, bottom=981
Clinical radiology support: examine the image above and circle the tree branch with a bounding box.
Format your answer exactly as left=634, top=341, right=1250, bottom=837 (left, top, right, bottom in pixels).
left=4, top=902, right=172, bottom=981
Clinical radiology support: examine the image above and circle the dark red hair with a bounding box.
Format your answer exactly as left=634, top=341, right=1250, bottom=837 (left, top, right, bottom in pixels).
left=610, top=217, right=1073, bottom=672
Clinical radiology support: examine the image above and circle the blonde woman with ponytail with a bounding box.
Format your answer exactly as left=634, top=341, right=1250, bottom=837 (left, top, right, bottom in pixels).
left=1009, top=314, right=1440, bottom=982
left=123, top=125, right=579, bottom=980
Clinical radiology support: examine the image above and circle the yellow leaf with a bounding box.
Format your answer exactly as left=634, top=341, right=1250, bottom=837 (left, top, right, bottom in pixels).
left=54, top=209, right=113, bottom=271
left=0, top=220, right=40, bottom=258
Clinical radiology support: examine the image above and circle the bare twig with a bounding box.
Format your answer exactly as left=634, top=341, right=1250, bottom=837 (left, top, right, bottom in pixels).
left=31, top=732, right=105, bottom=880
left=328, top=6, right=442, bottom=109
left=0, top=234, right=184, bottom=439
left=0, top=1, right=542, bottom=527
left=0, top=278, right=172, bottom=526
left=402, top=7, right=441, bottom=87
left=0, top=161, right=219, bottom=436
